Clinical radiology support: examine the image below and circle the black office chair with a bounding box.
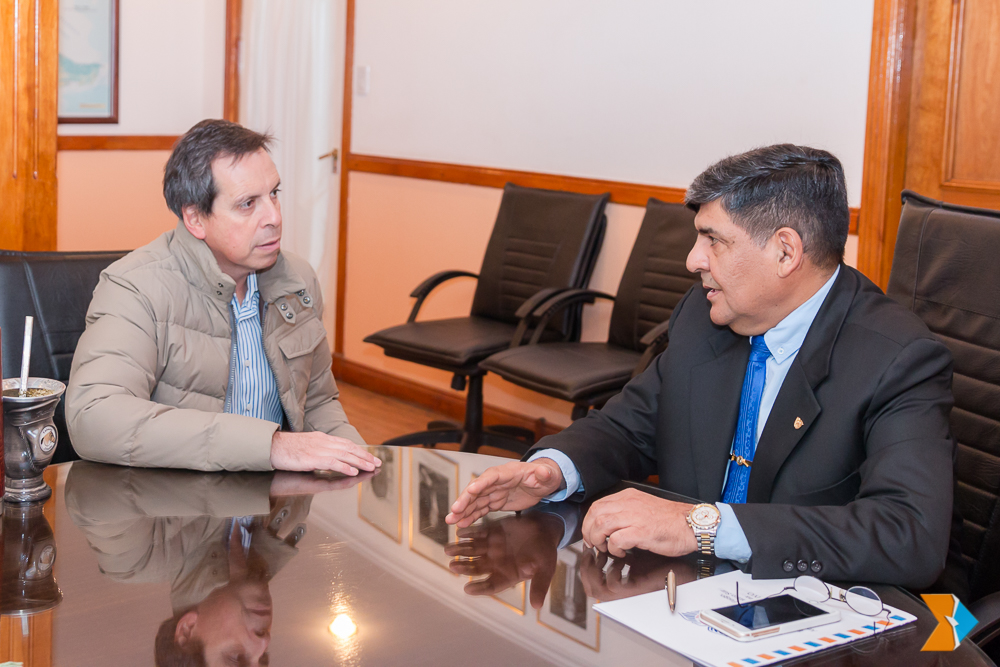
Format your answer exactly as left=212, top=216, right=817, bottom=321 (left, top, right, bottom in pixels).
left=886, top=191, right=1000, bottom=658
left=482, top=198, right=699, bottom=421
left=0, top=250, right=127, bottom=463
left=364, top=183, right=609, bottom=454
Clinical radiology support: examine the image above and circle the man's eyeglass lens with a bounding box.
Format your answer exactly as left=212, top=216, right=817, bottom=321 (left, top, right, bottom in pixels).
left=791, top=576, right=883, bottom=616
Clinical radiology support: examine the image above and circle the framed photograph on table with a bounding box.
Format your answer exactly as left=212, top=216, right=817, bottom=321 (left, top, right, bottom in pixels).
left=538, top=543, right=601, bottom=650
left=58, top=0, right=119, bottom=123
left=358, top=446, right=402, bottom=542
left=408, top=448, right=459, bottom=571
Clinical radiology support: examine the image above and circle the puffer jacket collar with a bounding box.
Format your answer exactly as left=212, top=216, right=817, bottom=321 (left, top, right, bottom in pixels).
left=168, top=222, right=309, bottom=306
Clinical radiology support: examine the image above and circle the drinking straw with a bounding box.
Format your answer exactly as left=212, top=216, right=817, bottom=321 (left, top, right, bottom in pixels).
left=19, top=316, right=33, bottom=397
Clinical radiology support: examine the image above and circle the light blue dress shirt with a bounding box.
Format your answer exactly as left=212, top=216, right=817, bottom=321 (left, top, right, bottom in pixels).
left=226, top=272, right=284, bottom=425
left=531, top=266, right=841, bottom=562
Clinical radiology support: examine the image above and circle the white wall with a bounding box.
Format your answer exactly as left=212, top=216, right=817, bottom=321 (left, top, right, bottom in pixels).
left=352, top=0, right=874, bottom=205
left=58, top=0, right=226, bottom=136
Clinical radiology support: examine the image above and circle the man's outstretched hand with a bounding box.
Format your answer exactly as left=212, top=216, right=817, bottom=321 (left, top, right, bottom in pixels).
left=445, top=459, right=564, bottom=528
left=270, top=431, right=381, bottom=474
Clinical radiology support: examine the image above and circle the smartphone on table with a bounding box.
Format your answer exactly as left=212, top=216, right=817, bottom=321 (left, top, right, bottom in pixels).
left=698, top=594, right=840, bottom=642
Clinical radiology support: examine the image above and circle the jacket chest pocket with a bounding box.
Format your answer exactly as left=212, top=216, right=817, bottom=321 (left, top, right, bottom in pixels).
left=277, top=317, right=327, bottom=397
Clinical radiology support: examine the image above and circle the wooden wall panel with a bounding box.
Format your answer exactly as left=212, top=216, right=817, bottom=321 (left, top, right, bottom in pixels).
left=942, top=0, right=1000, bottom=191
left=224, top=0, right=242, bottom=123
left=57, top=135, right=179, bottom=151
left=857, top=0, right=917, bottom=290
left=0, top=0, right=58, bottom=252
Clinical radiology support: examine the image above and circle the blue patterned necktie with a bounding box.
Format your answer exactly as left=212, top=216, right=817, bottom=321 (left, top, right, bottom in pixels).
left=721, top=336, right=771, bottom=504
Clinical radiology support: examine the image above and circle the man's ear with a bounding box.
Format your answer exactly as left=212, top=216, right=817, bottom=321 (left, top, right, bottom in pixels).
left=774, top=227, right=804, bottom=278
left=182, top=206, right=208, bottom=241
left=174, top=610, right=198, bottom=647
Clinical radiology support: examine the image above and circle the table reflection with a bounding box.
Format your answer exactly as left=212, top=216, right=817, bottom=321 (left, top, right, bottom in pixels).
left=64, top=463, right=368, bottom=667
left=444, top=506, right=707, bottom=651
left=18, top=450, right=990, bottom=666
left=2, top=501, right=62, bottom=615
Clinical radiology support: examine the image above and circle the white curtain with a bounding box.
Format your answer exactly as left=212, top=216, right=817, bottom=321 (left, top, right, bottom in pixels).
left=240, top=0, right=336, bottom=288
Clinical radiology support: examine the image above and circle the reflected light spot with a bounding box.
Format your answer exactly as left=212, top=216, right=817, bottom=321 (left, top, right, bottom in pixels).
left=329, top=614, right=358, bottom=639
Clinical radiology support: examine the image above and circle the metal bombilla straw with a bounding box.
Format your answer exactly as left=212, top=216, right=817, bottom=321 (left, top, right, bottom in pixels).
left=19, top=316, right=33, bottom=397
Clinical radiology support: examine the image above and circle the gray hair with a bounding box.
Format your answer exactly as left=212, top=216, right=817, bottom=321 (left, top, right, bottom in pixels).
left=685, top=144, right=849, bottom=268
left=163, top=119, right=273, bottom=219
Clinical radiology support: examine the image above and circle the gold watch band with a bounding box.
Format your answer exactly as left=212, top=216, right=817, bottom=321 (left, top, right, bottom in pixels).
left=697, top=531, right=715, bottom=556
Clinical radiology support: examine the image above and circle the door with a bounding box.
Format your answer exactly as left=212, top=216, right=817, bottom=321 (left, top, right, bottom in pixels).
left=857, top=0, right=1000, bottom=288
left=904, top=0, right=1000, bottom=209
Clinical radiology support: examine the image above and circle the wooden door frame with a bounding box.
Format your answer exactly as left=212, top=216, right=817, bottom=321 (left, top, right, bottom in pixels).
left=857, top=0, right=919, bottom=290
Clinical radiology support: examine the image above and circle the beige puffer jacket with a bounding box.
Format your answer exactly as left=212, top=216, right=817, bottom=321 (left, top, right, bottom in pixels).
left=67, top=222, right=364, bottom=471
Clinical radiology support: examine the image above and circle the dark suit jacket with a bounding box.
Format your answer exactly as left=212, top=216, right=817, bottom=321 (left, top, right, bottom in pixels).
left=531, top=265, right=955, bottom=588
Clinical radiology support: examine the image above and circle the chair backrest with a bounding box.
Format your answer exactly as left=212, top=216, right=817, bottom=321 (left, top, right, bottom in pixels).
left=887, top=190, right=1000, bottom=602
left=0, top=250, right=128, bottom=462
left=608, top=198, right=699, bottom=351
left=471, top=184, right=609, bottom=335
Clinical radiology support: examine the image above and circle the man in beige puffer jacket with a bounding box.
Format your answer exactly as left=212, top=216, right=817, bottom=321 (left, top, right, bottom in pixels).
left=67, top=120, right=380, bottom=475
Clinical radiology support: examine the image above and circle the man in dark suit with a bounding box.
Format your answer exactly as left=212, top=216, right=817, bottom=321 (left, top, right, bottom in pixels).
left=446, top=144, right=955, bottom=588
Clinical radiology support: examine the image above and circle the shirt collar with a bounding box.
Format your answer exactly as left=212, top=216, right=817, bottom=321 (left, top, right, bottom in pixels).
left=761, top=265, right=840, bottom=364
left=234, top=272, right=259, bottom=311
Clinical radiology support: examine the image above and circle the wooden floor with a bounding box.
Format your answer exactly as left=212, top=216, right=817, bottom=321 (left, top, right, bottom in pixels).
left=337, top=381, right=522, bottom=459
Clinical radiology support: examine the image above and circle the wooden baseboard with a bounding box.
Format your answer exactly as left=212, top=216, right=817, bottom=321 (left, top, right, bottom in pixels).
left=331, top=354, right=564, bottom=440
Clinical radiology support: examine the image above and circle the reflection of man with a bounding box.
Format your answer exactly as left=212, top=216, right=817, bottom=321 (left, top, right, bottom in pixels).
left=447, top=507, right=700, bottom=609
left=448, top=145, right=955, bottom=588
left=65, top=462, right=365, bottom=667
left=67, top=119, right=379, bottom=475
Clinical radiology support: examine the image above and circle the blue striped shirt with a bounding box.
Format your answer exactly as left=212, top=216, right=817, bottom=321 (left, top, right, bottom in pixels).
left=227, top=272, right=284, bottom=425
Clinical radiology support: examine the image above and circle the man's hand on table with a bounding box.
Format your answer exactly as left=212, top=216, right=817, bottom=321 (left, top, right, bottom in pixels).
left=269, top=431, right=381, bottom=474
left=582, top=488, right=697, bottom=558
left=445, top=459, right=564, bottom=528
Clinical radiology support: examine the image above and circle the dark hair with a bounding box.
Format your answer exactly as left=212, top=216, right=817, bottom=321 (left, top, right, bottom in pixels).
left=684, top=144, right=849, bottom=268
left=163, top=119, right=273, bottom=219
left=154, top=612, right=205, bottom=667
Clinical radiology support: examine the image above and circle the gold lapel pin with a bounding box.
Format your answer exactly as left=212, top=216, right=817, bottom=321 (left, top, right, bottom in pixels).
left=794, top=417, right=804, bottom=430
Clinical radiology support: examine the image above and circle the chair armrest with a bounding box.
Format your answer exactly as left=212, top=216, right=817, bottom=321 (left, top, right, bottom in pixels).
left=514, top=287, right=571, bottom=319
left=969, top=591, right=1000, bottom=647
left=515, top=289, right=615, bottom=346
left=508, top=287, right=574, bottom=347
left=631, top=320, right=670, bottom=378
left=407, top=270, right=479, bottom=322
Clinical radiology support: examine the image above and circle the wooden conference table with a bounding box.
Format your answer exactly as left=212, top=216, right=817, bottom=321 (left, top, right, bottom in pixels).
left=0, top=447, right=992, bottom=666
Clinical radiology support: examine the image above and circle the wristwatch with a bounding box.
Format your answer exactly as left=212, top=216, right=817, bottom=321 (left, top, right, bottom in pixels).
left=686, top=503, right=721, bottom=556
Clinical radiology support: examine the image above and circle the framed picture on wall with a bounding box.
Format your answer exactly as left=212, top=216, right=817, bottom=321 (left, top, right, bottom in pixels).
left=58, top=0, right=119, bottom=123
left=409, top=448, right=460, bottom=571
left=358, top=446, right=402, bottom=542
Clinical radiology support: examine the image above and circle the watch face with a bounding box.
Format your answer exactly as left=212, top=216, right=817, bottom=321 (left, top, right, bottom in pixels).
left=690, top=504, right=720, bottom=528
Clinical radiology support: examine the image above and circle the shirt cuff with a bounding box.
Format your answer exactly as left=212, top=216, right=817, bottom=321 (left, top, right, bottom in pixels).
left=528, top=449, right=584, bottom=502
left=715, top=503, right=752, bottom=563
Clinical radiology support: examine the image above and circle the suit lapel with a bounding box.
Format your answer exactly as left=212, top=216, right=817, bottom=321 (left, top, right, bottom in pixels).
left=747, top=363, right=820, bottom=502
left=690, top=329, right=748, bottom=502
left=747, top=266, right=859, bottom=502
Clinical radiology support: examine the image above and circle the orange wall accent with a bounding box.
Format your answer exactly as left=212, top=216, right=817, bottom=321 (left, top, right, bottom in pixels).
left=56, top=150, right=177, bottom=252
